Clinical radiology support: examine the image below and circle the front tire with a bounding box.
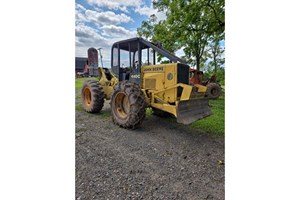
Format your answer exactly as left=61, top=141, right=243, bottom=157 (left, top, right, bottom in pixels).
left=81, top=80, right=105, bottom=113
left=111, top=81, right=146, bottom=129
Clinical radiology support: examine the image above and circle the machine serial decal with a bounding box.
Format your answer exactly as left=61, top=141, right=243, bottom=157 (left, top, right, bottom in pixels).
left=131, top=74, right=140, bottom=79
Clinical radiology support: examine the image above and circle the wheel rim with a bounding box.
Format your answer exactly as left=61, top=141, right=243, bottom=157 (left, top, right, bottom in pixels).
left=114, top=92, right=130, bottom=119
left=83, top=88, right=92, bottom=105
left=211, top=88, right=217, bottom=95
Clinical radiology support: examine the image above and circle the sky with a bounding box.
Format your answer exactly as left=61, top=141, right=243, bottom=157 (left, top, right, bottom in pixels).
left=75, top=0, right=168, bottom=67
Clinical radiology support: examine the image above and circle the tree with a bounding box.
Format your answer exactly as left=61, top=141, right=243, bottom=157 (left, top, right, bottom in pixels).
left=137, top=15, right=181, bottom=62
left=138, top=0, right=224, bottom=70
left=207, top=33, right=225, bottom=73
left=137, top=14, right=157, bottom=41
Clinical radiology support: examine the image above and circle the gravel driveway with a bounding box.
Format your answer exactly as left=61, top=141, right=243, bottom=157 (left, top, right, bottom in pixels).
left=76, top=98, right=224, bottom=200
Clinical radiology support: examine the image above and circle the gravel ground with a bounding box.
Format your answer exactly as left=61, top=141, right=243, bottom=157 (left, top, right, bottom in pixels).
left=76, top=98, right=224, bottom=200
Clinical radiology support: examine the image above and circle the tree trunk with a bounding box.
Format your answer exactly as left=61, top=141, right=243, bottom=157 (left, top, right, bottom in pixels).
left=197, top=42, right=206, bottom=71
left=213, top=49, right=217, bottom=74
left=196, top=54, right=200, bottom=70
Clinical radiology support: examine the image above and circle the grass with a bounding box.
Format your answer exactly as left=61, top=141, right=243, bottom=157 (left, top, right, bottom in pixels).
left=190, top=92, right=225, bottom=136
left=146, top=108, right=152, bottom=116
left=75, top=77, right=98, bottom=90
left=75, top=104, right=84, bottom=112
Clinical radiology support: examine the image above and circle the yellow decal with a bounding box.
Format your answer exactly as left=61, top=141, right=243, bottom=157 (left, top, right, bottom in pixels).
left=143, top=67, right=164, bottom=72
left=167, top=73, right=173, bottom=80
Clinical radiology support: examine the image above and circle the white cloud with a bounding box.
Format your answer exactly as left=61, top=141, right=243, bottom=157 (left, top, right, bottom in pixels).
left=119, top=6, right=129, bottom=13
left=135, top=5, right=166, bottom=21
left=85, top=0, right=166, bottom=21
left=76, top=3, right=133, bottom=25
left=87, top=0, right=143, bottom=10
left=76, top=3, right=88, bottom=24
left=175, top=47, right=185, bottom=58
left=76, top=3, right=86, bottom=12
left=85, top=10, right=133, bottom=25
left=75, top=13, right=87, bottom=24
left=75, top=25, right=109, bottom=47
left=94, top=7, right=102, bottom=12
left=101, top=25, right=136, bottom=37
left=135, top=6, right=153, bottom=16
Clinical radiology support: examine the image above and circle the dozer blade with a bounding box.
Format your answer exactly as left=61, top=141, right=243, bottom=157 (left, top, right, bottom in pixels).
left=176, top=98, right=212, bottom=125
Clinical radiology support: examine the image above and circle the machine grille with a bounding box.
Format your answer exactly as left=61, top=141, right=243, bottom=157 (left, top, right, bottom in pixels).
left=145, top=79, right=156, bottom=89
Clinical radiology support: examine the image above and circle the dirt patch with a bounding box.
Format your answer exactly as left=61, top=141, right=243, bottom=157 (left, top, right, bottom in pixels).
left=76, top=99, right=224, bottom=199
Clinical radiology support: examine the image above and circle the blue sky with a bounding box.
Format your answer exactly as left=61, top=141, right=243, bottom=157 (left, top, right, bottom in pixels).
left=75, top=0, right=167, bottom=67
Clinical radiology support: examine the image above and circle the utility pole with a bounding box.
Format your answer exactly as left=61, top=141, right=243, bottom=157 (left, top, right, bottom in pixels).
left=98, top=48, right=104, bottom=68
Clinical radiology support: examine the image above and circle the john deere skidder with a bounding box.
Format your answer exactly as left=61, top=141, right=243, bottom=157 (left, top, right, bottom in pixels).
left=81, top=37, right=212, bottom=129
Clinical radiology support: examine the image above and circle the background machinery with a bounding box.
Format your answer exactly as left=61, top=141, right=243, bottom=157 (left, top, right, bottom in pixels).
left=81, top=37, right=213, bottom=129
left=189, top=69, right=222, bottom=99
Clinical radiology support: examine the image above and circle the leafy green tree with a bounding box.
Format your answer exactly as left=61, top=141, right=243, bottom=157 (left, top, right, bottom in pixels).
left=137, top=14, right=157, bottom=41
left=206, top=33, right=225, bottom=73
left=138, top=15, right=180, bottom=62
left=138, top=0, right=224, bottom=71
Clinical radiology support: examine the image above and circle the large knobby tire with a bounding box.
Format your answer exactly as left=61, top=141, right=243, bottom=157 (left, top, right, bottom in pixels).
left=111, top=81, right=146, bottom=129
left=206, top=83, right=221, bottom=99
left=81, top=80, right=105, bottom=113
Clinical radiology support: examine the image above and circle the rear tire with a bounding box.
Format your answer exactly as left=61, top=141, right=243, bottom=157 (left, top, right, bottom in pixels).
left=111, top=81, right=146, bottom=129
left=206, top=83, right=221, bottom=99
left=81, top=80, right=105, bottom=113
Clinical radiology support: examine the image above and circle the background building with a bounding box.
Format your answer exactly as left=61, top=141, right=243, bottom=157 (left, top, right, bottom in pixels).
left=75, top=57, right=88, bottom=74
